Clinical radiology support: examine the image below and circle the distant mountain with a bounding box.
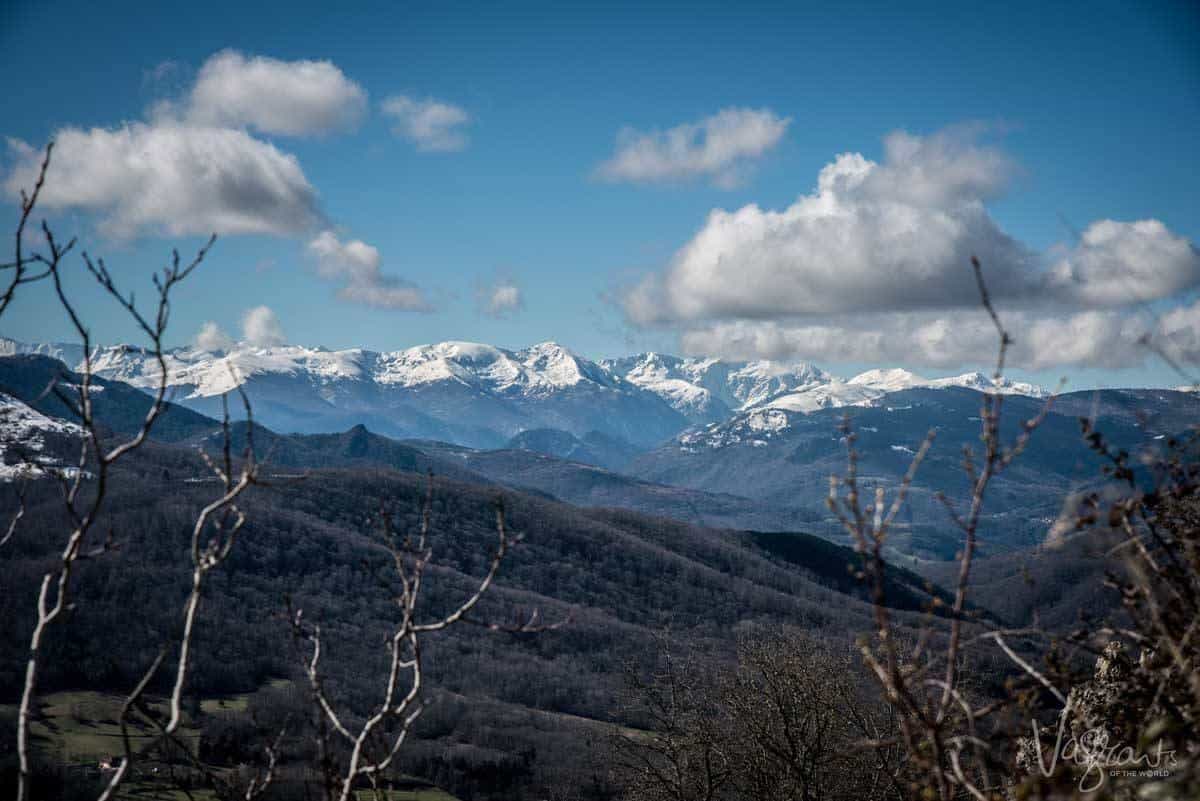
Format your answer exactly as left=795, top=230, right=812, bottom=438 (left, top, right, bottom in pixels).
left=847, top=367, right=1046, bottom=397
left=2, top=339, right=1056, bottom=452
left=0, top=353, right=796, bottom=530
left=412, top=438, right=814, bottom=531
left=2, top=344, right=1194, bottom=558
left=629, top=386, right=1200, bottom=557
left=603, top=353, right=1047, bottom=422
left=601, top=352, right=833, bottom=422
left=0, top=339, right=688, bottom=449
left=503, top=427, right=643, bottom=471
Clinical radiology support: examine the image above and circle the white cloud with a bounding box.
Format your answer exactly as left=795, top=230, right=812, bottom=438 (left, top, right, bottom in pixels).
left=677, top=302, right=1200, bottom=371
left=380, top=95, right=470, bottom=152
left=623, top=127, right=1199, bottom=327
left=307, top=230, right=431, bottom=311
left=1154, top=299, right=1200, bottom=365
left=479, top=279, right=523, bottom=318
left=183, top=50, right=367, bottom=136
left=4, top=123, right=321, bottom=238
left=1045, top=219, right=1200, bottom=307
left=595, top=107, right=790, bottom=187
left=1, top=50, right=381, bottom=240
left=194, top=321, right=235, bottom=352
left=1, top=51, right=445, bottom=314
left=309, top=230, right=381, bottom=280
left=241, top=306, right=286, bottom=347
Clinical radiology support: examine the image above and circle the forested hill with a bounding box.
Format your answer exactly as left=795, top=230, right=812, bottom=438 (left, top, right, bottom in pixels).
left=0, top=429, right=956, bottom=799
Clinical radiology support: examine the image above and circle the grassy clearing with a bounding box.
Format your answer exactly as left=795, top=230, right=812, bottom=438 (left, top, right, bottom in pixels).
left=4, top=690, right=201, bottom=765
left=3, top=682, right=460, bottom=800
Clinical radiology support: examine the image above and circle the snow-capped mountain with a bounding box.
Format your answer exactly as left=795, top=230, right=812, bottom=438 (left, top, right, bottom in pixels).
left=0, top=338, right=86, bottom=367
left=602, top=353, right=1044, bottom=425
left=847, top=367, right=1046, bottom=397
left=0, top=391, right=82, bottom=481
left=0, top=338, right=688, bottom=449
left=672, top=368, right=1050, bottom=453
left=601, top=352, right=833, bottom=422
left=600, top=353, right=728, bottom=422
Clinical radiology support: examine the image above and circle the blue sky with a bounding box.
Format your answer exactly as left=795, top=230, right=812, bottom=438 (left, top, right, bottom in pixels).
left=1, top=0, right=1198, bottom=389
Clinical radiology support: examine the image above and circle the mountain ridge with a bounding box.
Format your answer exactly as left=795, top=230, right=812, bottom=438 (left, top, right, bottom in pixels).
left=2, top=337, right=1061, bottom=451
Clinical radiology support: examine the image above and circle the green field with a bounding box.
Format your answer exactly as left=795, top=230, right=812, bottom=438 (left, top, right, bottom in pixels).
left=3, top=683, right=459, bottom=800
left=4, top=690, right=202, bottom=765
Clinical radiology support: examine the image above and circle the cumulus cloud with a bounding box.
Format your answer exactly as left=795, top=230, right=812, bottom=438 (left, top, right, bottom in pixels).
left=182, top=50, right=367, bottom=136
left=1044, top=219, right=1200, bottom=307
left=678, top=305, right=1188, bottom=370
left=307, top=230, right=431, bottom=310
left=1, top=50, right=384, bottom=239
left=241, top=306, right=286, bottom=348
left=4, top=123, right=322, bottom=238
left=478, top=279, right=524, bottom=318
left=194, top=321, right=235, bottom=352
left=595, top=107, right=790, bottom=187
left=621, top=126, right=1200, bottom=355
left=380, top=95, right=470, bottom=152
left=1155, top=300, right=1200, bottom=366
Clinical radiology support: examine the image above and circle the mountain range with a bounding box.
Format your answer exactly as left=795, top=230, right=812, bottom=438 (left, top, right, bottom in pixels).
left=3, top=337, right=1197, bottom=557
left=0, top=337, right=1050, bottom=451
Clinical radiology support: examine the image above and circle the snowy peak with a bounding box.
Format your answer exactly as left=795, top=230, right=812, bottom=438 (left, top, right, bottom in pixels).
left=374, top=341, right=514, bottom=388
left=724, top=360, right=832, bottom=408
left=0, top=338, right=86, bottom=367
left=604, top=352, right=724, bottom=421
left=104, top=343, right=370, bottom=398
left=926, top=371, right=1047, bottom=397
left=848, top=367, right=1046, bottom=398
left=848, top=368, right=928, bottom=391
left=371, top=340, right=614, bottom=395
left=517, top=341, right=614, bottom=390
left=761, top=381, right=884, bottom=414
left=604, top=352, right=833, bottom=421
left=673, top=363, right=1048, bottom=451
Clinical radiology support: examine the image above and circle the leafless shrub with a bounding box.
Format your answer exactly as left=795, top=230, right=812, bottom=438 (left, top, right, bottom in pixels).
left=611, top=632, right=732, bottom=801
left=613, top=629, right=903, bottom=801
left=826, top=256, right=1200, bottom=800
